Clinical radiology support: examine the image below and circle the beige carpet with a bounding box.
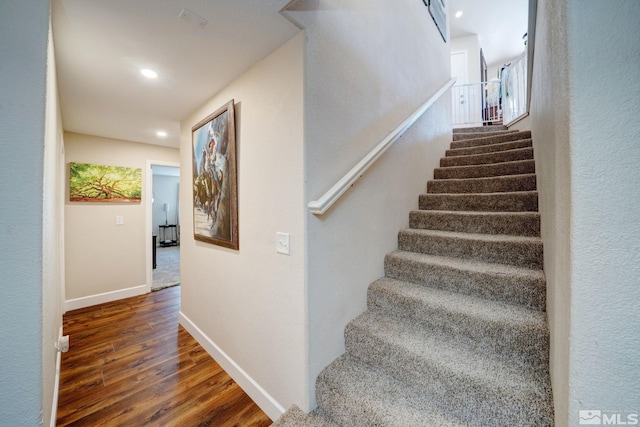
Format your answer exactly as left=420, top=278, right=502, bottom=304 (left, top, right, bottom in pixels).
left=152, top=246, right=180, bottom=291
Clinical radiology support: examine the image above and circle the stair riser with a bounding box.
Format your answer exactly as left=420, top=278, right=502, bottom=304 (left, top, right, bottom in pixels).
left=419, top=192, right=539, bottom=212
left=453, top=130, right=518, bottom=141
left=451, top=131, right=532, bottom=149
left=398, top=230, right=543, bottom=269
left=446, top=139, right=532, bottom=157
left=345, top=324, right=554, bottom=426
left=434, top=160, right=536, bottom=180
left=440, top=147, right=533, bottom=167
left=409, top=211, right=540, bottom=236
left=367, top=282, right=550, bottom=368
left=427, top=174, right=537, bottom=194
left=384, top=253, right=546, bottom=310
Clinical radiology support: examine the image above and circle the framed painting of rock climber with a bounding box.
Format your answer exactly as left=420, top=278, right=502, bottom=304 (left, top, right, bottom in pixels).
left=191, top=99, right=239, bottom=250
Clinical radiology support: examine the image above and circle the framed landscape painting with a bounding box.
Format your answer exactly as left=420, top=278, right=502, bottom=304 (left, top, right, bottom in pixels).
left=191, top=99, right=239, bottom=250
left=69, top=162, right=142, bottom=203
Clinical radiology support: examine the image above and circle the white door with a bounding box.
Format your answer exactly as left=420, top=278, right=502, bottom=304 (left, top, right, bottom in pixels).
left=451, top=51, right=482, bottom=125
left=451, top=51, right=469, bottom=125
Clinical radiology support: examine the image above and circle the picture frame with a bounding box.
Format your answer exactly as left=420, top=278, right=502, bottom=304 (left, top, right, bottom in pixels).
left=69, top=162, right=142, bottom=203
left=424, top=0, right=447, bottom=42
left=191, top=99, right=239, bottom=250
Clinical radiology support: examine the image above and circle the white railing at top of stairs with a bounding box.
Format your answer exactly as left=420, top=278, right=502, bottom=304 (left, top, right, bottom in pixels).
left=307, top=78, right=457, bottom=215
left=451, top=81, right=504, bottom=127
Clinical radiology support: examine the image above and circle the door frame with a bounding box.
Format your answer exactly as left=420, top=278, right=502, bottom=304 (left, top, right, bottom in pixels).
left=145, top=159, right=180, bottom=293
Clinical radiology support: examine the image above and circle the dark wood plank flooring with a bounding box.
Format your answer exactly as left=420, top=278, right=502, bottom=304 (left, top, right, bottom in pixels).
left=57, top=286, right=272, bottom=426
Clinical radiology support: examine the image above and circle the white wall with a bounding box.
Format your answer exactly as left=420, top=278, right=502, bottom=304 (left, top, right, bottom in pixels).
left=531, top=1, right=640, bottom=425
left=287, top=0, right=452, bottom=408
left=565, top=0, right=640, bottom=421
left=0, top=0, right=50, bottom=424
left=42, top=20, right=66, bottom=427
left=65, top=133, right=179, bottom=307
left=179, top=33, right=305, bottom=419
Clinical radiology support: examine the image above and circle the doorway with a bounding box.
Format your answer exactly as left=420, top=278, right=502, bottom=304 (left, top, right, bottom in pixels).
left=451, top=50, right=470, bottom=125
left=149, top=164, right=181, bottom=291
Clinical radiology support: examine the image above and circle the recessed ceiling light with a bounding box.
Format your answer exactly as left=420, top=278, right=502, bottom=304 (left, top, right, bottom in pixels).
left=455, top=10, right=463, bottom=18
left=141, top=69, right=158, bottom=79
left=156, top=131, right=167, bottom=138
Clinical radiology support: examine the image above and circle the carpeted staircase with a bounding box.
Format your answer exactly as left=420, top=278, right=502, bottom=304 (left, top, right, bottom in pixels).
left=273, top=126, right=554, bottom=426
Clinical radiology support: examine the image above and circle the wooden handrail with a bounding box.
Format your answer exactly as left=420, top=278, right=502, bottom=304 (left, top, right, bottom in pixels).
left=308, top=77, right=457, bottom=215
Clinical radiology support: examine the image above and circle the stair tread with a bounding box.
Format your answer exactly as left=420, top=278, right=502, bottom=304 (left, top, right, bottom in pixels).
left=411, top=209, right=540, bottom=217
left=453, top=130, right=519, bottom=140
left=438, top=158, right=535, bottom=171
left=385, top=250, right=546, bottom=309
left=453, top=125, right=508, bottom=133
left=400, top=227, right=542, bottom=244
left=386, top=249, right=544, bottom=277
left=421, top=190, right=538, bottom=197
left=428, top=173, right=537, bottom=194
left=368, top=276, right=549, bottom=369
left=431, top=172, right=536, bottom=183
left=346, top=310, right=553, bottom=425
left=398, top=228, right=543, bottom=269
left=317, top=354, right=466, bottom=427
left=409, top=209, right=540, bottom=237
left=435, top=159, right=536, bottom=179
left=385, top=249, right=546, bottom=310
left=446, top=139, right=533, bottom=157
left=370, top=277, right=547, bottom=331
left=419, top=191, right=539, bottom=212
left=348, top=309, right=551, bottom=389
left=450, top=131, right=532, bottom=149
left=441, top=147, right=534, bottom=166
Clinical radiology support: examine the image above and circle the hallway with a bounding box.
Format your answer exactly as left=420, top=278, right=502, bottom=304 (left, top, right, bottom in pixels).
left=57, top=286, right=271, bottom=426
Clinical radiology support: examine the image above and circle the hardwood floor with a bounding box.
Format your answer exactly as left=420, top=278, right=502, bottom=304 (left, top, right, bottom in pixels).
left=57, top=286, right=272, bottom=426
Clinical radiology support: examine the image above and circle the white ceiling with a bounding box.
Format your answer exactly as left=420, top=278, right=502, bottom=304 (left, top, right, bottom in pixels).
left=52, top=0, right=528, bottom=150
left=449, top=0, right=529, bottom=69
left=52, top=0, right=300, bottom=148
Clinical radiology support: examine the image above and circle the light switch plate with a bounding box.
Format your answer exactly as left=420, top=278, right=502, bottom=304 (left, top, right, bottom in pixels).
left=115, top=215, right=124, bottom=225
left=276, top=232, right=290, bottom=255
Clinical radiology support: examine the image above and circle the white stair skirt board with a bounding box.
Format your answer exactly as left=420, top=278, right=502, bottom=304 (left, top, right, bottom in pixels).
left=179, top=312, right=286, bottom=421
left=65, top=285, right=147, bottom=311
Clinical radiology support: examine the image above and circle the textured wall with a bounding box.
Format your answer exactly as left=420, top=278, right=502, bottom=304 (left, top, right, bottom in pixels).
left=531, top=1, right=640, bottom=425
left=529, top=1, right=571, bottom=425
left=566, top=0, right=640, bottom=421
left=0, top=1, right=49, bottom=424
left=42, top=21, right=66, bottom=427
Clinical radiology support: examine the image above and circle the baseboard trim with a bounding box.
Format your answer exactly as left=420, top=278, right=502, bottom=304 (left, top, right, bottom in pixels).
left=65, top=285, right=147, bottom=311
left=50, top=326, right=63, bottom=427
left=179, top=312, right=285, bottom=421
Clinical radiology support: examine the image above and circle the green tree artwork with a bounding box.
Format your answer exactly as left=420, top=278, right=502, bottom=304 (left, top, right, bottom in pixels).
left=69, top=162, right=142, bottom=202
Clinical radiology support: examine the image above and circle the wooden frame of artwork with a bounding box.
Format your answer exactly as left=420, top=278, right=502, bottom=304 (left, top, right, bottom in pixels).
left=191, top=99, right=239, bottom=250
